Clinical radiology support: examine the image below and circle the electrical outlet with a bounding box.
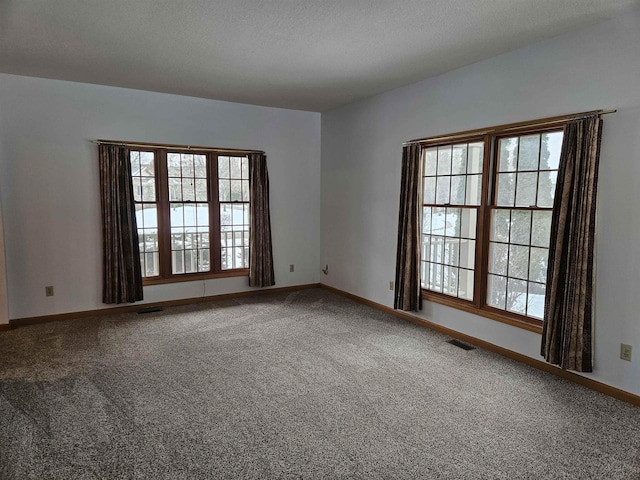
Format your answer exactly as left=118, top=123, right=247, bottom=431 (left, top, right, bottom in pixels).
left=389, top=281, right=394, bottom=291
left=45, top=286, right=54, bottom=297
left=289, top=264, right=295, bottom=273
left=620, top=344, right=632, bottom=362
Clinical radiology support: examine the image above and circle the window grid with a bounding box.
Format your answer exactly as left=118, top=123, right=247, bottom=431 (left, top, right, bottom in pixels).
left=131, top=150, right=159, bottom=277
left=129, top=146, right=254, bottom=283
left=218, top=156, right=250, bottom=270
left=421, top=141, right=483, bottom=301
left=419, top=125, right=564, bottom=327
left=167, top=153, right=210, bottom=275
left=486, top=131, right=562, bottom=320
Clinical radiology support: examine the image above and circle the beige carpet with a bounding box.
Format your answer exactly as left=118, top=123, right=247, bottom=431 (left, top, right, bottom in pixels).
left=1, top=288, right=638, bottom=479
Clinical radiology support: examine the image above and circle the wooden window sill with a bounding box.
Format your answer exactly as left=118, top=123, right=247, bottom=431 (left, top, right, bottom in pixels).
left=143, top=269, right=248, bottom=286
left=422, top=290, right=543, bottom=333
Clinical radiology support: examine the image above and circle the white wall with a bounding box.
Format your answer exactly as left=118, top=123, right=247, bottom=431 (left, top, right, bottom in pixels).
left=321, top=11, right=640, bottom=395
left=0, top=75, right=321, bottom=319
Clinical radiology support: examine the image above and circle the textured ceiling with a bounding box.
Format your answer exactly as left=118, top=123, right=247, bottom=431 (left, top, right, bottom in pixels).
left=1, top=0, right=638, bottom=111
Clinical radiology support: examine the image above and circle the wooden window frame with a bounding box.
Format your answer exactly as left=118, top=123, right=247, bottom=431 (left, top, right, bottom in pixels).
left=420, top=121, right=566, bottom=333
left=130, top=146, right=251, bottom=286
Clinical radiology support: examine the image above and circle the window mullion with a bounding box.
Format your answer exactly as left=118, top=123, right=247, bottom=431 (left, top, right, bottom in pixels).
left=211, top=153, right=222, bottom=273
left=475, top=134, right=492, bottom=309
left=156, top=149, right=172, bottom=279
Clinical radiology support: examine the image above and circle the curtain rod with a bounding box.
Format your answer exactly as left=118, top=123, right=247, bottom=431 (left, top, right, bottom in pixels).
left=93, top=139, right=264, bottom=155
left=404, top=109, right=616, bottom=146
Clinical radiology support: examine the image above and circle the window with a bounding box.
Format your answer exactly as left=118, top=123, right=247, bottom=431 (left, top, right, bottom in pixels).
left=420, top=124, right=564, bottom=328
left=130, top=146, right=251, bottom=284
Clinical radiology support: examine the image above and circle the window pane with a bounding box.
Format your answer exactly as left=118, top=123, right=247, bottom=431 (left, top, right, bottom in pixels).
left=460, top=209, right=477, bottom=239
left=430, top=236, right=444, bottom=263
left=241, top=157, right=249, bottom=179
left=509, top=210, right=531, bottom=245
left=233, top=246, right=245, bottom=268
left=506, top=278, right=527, bottom=315
left=195, top=179, right=208, bottom=202
left=142, top=231, right=158, bottom=251
left=437, top=146, right=452, bottom=175
left=139, top=152, right=154, bottom=172
left=459, top=239, right=475, bottom=270
left=487, top=275, right=507, bottom=309
left=444, top=238, right=460, bottom=266
left=183, top=205, right=198, bottom=226
left=490, top=209, right=510, bottom=242
left=431, top=207, right=446, bottom=235
left=498, top=138, right=518, bottom=172
left=431, top=264, right=443, bottom=292
left=172, top=250, right=184, bottom=274
left=444, top=208, right=461, bottom=237
left=130, top=151, right=140, bottom=174
left=420, top=262, right=429, bottom=289
left=242, top=179, right=250, bottom=202
left=168, top=177, right=181, bottom=201
left=436, top=176, right=450, bottom=204
left=220, top=205, right=232, bottom=230
left=424, top=148, right=437, bottom=176
left=542, top=132, right=563, bottom=170
left=196, top=204, right=209, bottom=227
left=200, top=232, right=210, bottom=248
left=467, top=143, right=484, bottom=174
left=198, top=249, right=210, bottom=272
left=194, top=155, right=207, bottom=178
left=184, top=250, right=197, bottom=273
left=451, top=145, right=467, bottom=174
left=421, top=236, right=431, bottom=265
left=230, top=157, right=242, bottom=178
left=171, top=229, right=183, bottom=249
left=442, top=266, right=458, bottom=296
left=146, top=252, right=159, bottom=277
left=219, top=179, right=231, bottom=201
left=232, top=204, right=245, bottom=225
left=181, top=154, right=194, bottom=177
left=221, top=248, right=228, bottom=270
left=515, top=172, right=538, bottom=207
left=233, top=231, right=243, bottom=246
left=531, top=211, right=552, bottom=248
left=537, top=171, right=557, bottom=207
left=168, top=153, right=181, bottom=176
left=244, top=204, right=250, bottom=225
left=422, top=207, right=432, bottom=234
left=527, top=282, right=546, bottom=319
left=230, top=180, right=243, bottom=201
left=450, top=176, right=466, bottom=205
left=218, top=156, right=230, bottom=178
left=141, top=177, right=156, bottom=202
left=132, top=177, right=142, bottom=202
left=496, top=173, right=516, bottom=206
left=423, top=177, right=436, bottom=204
left=489, top=242, right=508, bottom=275
left=182, top=178, right=195, bottom=201
left=465, top=175, right=482, bottom=205
left=458, top=269, right=474, bottom=301
left=518, top=134, right=540, bottom=171
left=529, top=247, right=548, bottom=283
left=170, top=205, right=184, bottom=225
left=508, top=245, right=529, bottom=280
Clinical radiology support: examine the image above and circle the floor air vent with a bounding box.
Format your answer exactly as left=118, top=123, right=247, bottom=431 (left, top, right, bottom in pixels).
left=447, top=339, right=476, bottom=351
left=137, top=306, right=163, bottom=314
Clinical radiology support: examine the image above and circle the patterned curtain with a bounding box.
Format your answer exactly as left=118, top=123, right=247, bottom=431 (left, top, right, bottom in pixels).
left=541, top=115, right=603, bottom=372
left=248, top=153, right=275, bottom=287
left=99, top=144, right=143, bottom=304
left=394, top=144, right=422, bottom=311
